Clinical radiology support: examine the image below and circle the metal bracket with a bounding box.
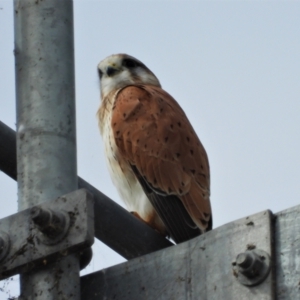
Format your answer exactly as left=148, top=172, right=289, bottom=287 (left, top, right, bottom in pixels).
left=0, top=189, right=94, bottom=280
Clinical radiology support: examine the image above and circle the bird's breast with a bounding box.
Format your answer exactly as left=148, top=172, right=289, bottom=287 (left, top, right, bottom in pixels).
left=98, top=93, right=157, bottom=221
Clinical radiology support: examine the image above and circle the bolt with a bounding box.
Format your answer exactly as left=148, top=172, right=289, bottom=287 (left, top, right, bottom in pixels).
left=236, top=252, right=253, bottom=269
left=236, top=250, right=264, bottom=278
left=31, top=207, right=67, bottom=238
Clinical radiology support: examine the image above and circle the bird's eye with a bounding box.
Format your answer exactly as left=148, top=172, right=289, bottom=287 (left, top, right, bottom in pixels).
left=122, top=58, right=138, bottom=69
left=98, top=69, right=103, bottom=79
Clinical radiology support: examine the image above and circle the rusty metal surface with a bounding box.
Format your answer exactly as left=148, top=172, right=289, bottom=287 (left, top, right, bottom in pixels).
left=81, top=210, right=274, bottom=300
left=0, top=189, right=94, bottom=280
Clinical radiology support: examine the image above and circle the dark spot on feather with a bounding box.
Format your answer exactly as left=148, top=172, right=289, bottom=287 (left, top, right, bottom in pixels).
left=204, top=213, right=210, bottom=218
left=156, top=152, right=159, bottom=155
left=165, top=137, right=168, bottom=142
left=136, top=139, right=140, bottom=144
left=127, top=131, right=130, bottom=135
left=186, top=136, right=190, bottom=142
left=190, top=149, right=194, bottom=155
left=168, top=187, right=172, bottom=193
left=201, top=165, right=204, bottom=169
left=200, top=219, right=208, bottom=225
left=202, top=193, right=205, bottom=197
left=170, top=124, right=174, bottom=129
left=179, top=188, right=183, bottom=193
left=178, top=122, right=181, bottom=127
left=190, top=169, right=195, bottom=174
left=157, top=139, right=160, bottom=142
left=164, top=154, right=167, bottom=158
left=181, top=182, right=185, bottom=186
left=113, top=122, right=117, bottom=127
left=154, top=178, right=157, bottom=184
left=116, top=131, right=120, bottom=136
left=160, top=108, right=163, bottom=113
left=176, top=153, right=180, bottom=158
left=144, top=144, right=147, bottom=149
left=123, top=113, right=127, bottom=117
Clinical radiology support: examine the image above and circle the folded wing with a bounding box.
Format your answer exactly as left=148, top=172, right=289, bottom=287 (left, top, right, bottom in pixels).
left=112, top=85, right=212, bottom=243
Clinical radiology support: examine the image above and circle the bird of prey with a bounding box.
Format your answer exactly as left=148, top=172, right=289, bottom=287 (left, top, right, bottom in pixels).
left=97, top=54, right=212, bottom=243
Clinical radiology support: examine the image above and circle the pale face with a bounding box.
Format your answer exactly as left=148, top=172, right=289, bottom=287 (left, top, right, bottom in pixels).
left=97, top=54, right=161, bottom=98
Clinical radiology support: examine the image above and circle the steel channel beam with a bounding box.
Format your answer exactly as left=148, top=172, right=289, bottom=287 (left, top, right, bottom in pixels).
left=14, top=0, right=80, bottom=298
left=0, top=121, right=172, bottom=260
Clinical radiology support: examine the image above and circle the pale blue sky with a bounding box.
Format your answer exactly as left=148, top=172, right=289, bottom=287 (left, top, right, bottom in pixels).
left=1, top=1, right=300, bottom=298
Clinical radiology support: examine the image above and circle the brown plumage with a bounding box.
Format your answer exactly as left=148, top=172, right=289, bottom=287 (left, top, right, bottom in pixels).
left=97, top=54, right=212, bottom=243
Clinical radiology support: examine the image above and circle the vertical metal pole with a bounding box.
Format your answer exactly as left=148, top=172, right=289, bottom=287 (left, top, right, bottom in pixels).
left=14, top=0, right=80, bottom=299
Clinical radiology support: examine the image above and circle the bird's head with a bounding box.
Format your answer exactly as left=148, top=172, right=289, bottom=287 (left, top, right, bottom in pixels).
left=97, top=54, right=161, bottom=99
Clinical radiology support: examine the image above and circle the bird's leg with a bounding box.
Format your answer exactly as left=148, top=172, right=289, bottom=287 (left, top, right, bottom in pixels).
left=131, top=211, right=167, bottom=237
left=131, top=211, right=146, bottom=223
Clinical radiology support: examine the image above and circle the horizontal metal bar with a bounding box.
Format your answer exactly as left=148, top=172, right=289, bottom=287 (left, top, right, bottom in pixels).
left=0, top=121, right=172, bottom=259
left=0, top=121, right=17, bottom=180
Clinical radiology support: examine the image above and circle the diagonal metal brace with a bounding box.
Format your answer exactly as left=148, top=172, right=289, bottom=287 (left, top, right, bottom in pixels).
left=0, top=189, right=94, bottom=280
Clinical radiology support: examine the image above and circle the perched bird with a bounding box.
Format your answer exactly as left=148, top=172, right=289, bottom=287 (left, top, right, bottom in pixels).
left=97, top=54, right=212, bottom=243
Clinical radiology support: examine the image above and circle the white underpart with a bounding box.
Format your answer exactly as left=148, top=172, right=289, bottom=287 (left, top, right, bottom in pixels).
left=101, top=69, right=136, bottom=99
left=100, top=91, right=155, bottom=220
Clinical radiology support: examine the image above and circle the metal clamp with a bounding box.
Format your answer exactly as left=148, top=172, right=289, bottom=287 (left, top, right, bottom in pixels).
left=232, top=249, right=271, bottom=287
left=0, top=189, right=94, bottom=280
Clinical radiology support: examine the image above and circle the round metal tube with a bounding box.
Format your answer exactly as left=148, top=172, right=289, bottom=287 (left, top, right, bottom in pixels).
left=14, top=0, right=80, bottom=298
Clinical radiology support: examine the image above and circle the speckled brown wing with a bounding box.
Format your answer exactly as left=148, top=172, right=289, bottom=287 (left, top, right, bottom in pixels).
left=112, top=85, right=212, bottom=242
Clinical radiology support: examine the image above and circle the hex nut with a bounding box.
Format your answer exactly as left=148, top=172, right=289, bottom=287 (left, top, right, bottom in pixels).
left=233, top=249, right=271, bottom=287
left=31, top=207, right=70, bottom=245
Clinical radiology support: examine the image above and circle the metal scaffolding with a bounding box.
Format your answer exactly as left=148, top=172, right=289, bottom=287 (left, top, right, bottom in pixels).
left=0, top=1, right=299, bottom=299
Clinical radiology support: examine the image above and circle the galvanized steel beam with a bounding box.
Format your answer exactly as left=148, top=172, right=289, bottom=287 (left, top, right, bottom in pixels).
left=80, top=210, right=275, bottom=300
left=14, top=0, right=80, bottom=298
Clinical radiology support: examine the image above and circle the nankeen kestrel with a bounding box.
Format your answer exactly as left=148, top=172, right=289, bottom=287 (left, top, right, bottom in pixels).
left=97, top=54, right=212, bottom=244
